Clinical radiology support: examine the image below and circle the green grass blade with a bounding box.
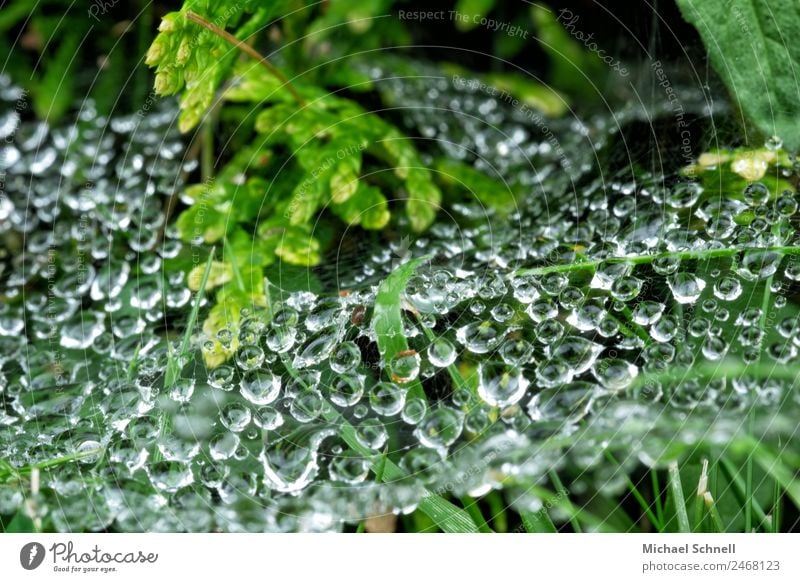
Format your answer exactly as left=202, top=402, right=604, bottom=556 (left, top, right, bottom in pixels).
left=651, top=470, right=665, bottom=527
left=487, top=492, right=508, bottom=532
left=704, top=493, right=725, bottom=533
left=749, top=440, right=800, bottom=511
left=668, top=461, right=690, bottom=533
left=164, top=247, right=215, bottom=388
left=524, top=484, right=613, bottom=532
left=606, top=451, right=662, bottom=530
left=372, top=255, right=432, bottom=401
left=223, top=235, right=246, bottom=292
left=521, top=510, right=557, bottom=533
left=718, top=457, right=770, bottom=529
left=460, top=496, right=492, bottom=533
left=4, top=512, right=37, bottom=533
left=548, top=470, right=582, bottom=532
left=126, top=343, right=141, bottom=382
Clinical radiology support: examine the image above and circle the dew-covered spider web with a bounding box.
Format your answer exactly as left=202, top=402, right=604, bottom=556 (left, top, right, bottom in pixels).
left=1, top=55, right=800, bottom=532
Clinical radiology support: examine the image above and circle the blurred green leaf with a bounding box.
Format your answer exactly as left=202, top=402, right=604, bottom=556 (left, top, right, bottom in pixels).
left=530, top=5, right=607, bottom=101
left=454, top=0, right=497, bottom=31
left=32, top=31, right=81, bottom=122
left=676, top=0, right=800, bottom=150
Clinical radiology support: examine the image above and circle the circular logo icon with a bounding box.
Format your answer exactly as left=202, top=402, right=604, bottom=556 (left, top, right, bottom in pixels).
left=20, top=542, right=46, bottom=570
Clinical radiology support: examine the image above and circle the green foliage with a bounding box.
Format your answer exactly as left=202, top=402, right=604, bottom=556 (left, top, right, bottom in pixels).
left=147, top=5, right=498, bottom=362
left=676, top=0, right=800, bottom=150
left=373, top=255, right=432, bottom=402
left=145, top=2, right=278, bottom=132
left=0, top=0, right=152, bottom=122
left=454, top=0, right=497, bottom=31
left=530, top=5, right=607, bottom=100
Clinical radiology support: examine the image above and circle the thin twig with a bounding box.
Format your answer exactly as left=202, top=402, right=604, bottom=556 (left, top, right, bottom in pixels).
left=185, top=11, right=306, bottom=106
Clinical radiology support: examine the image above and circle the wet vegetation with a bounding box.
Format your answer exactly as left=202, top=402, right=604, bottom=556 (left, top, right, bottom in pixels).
left=1, top=0, right=800, bottom=533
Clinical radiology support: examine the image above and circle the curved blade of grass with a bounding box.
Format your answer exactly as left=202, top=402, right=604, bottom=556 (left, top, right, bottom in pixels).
left=460, top=496, right=492, bottom=533
left=372, top=255, right=432, bottom=401
left=487, top=492, right=508, bottom=532
left=548, top=469, right=582, bottom=532
left=523, top=484, right=615, bottom=532
left=748, top=439, right=800, bottom=510
left=164, top=247, right=215, bottom=388
left=718, top=457, right=770, bottom=529
left=157, top=249, right=215, bottom=464
left=606, top=451, right=662, bottom=530
left=515, top=244, right=800, bottom=277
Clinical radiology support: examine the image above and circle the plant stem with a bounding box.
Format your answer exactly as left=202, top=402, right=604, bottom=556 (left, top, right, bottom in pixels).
left=605, top=451, right=662, bottom=530
left=487, top=492, right=508, bottom=532
left=668, top=461, right=690, bottom=533
left=415, top=313, right=471, bottom=393
left=704, top=493, right=725, bottom=533
left=185, top=11, right=306, bottom=106
left=521, top=509, right=557, bottom=533
left=718, top=457, right=770, bottom=529
left=516, top=245, right=800, bottom=277
left=651, top=469, right=665, bottom=527
left=134, top=0, right=153, bottom=106
left=201, top=118, right=215, bottom=182
left=223, top=235, right=246, bottom=292
left=460, top=497, right=492, bottom=533
left=548, top=470, right=581, bottom=532
left=772, top=437, right=782, bottom=533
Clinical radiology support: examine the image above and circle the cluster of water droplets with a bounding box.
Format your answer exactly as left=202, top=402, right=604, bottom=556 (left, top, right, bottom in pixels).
left=2, top=63, right=800, bottom=531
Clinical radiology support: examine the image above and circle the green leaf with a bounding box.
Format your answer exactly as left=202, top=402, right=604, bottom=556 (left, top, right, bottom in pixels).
left=454, top=0, right=497, bottom=31
left=147, top=7, right=276, bottom=132
left=165, top=248, right=215, bottom=387
left=435, top=158, right=517, bottom=212
left=32, top=31, right=81, bottom=122
left=530, top=5, right=608, bottom=101
left=227, top=227, right=277, bottom=268
left=405, top=169, right=442, bottom=232
left=330, top=157, right=361, bottom=204
left=288, top=175, right=326, bottom=225
left=330, top=183, right=390, bottom=229
left=273, top=227, right=321, bottom=267
left=176, top=205, right=228, bottom=244
left=675, top=0, right=800, bottom=150
left=0, top=2, right=30, bottom=32
left=5, top=512, right=36, bottom=533
left=372, top=256, right=432, bottom=401
left=521, top=510, right=557, bottom=533
left=253, top=104, right=296, bottom=134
